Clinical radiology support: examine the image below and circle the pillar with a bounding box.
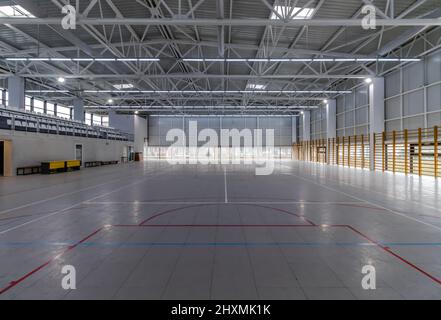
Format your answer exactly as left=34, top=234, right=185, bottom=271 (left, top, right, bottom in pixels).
left=326, top=99, right=337, bottom=139
left=302, top=111, right=311, bottom=141
left=369, top=77, right=385, bottom=170
left=134, top=115, right=147, bottom=159
left=292, top=116, right=298, bottom=144
left=7, top=76, right=25, bottom=110
left=73, top=98, right=84, bottom=122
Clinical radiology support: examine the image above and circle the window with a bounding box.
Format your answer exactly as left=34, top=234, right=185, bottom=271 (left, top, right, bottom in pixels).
left=34, top=98, right=44, bottom=114
left=85, top=113, right=92, bottom=125
left=46, top=102, right=55, bottom=115
left=57, top=105, right=71, bottom=119
left=93, top=115, right=102, bottom=126
left=25, top=96, right=32, bottom=111
left=270, top=6, right=314, bottom=20
left=0, top=5, right=35, bottom=18
left=102, top=116, right=109, bottom=127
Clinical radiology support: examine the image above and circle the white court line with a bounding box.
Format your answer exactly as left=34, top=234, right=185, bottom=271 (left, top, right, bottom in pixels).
left=0, top=169, right=165, bottom=235
left=224, top=166, right=228, bottom=203
left=281, top=165, right=441, bottom=232
left=0, top=174, right=136, bottom=218
left=83, top=201, right=365, bottom=205
left=291, top=167, right=441, bottom=213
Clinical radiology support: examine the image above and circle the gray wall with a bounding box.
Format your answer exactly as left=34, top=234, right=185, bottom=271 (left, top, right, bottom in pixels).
left=148, top=116, right=293, bottom=147
left=385, top=49, right=441, bottom=131
left=310, top=107, right=327, bottom=140
left=336, top=86, right=369, bottom=137
left=0, top=129, right=132, bottom=174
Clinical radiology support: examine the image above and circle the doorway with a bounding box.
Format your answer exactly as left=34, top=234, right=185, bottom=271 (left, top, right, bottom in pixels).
left=0, top=140, right=12, bottom=176
left=0, top=141, right=4, bottom=176
left=75, top=144, right=83, bottom=165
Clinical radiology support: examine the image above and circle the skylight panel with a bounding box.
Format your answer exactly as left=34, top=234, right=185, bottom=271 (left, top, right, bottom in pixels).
left=113, top=84, right=134, bottom=90
left=270, top=6, right=314, bottom=20
left=246, top=84, right=267, bottom=90
left=0, top=5, right=35, bottom=18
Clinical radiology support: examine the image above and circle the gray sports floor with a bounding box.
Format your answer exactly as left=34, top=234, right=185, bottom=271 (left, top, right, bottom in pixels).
left=0, top=161, right=440, bottom=300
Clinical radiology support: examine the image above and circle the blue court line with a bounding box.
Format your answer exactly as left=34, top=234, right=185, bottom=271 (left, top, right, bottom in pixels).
left=0, top=241, right=441, bottom=248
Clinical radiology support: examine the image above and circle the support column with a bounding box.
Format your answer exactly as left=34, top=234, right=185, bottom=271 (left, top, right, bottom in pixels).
left=369, top=77, right=385, bottom=170
left=7, top=76, right=25, bottom=110
left=134, top=115, right=147, bottom=158
left=73, top=98, right=85, bottom=122
left=292, top=116, right=298, bottom=144
left=326, top=99, right=337, bottom=139
left=302, top=111, right=311, bottom=141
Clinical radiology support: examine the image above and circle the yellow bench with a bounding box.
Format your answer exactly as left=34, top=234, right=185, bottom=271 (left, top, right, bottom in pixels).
left=41, top=160, right=81, bottom=174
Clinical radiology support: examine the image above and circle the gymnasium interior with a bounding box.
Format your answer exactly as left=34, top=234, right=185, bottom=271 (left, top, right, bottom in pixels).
left=0, top=0, right=441, bottom=301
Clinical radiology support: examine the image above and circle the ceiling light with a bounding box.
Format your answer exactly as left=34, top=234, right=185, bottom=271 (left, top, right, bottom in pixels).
left=365, top=78, right=373, bottom=84
left=323, top=99, right=328, bottom=104
left=107, top=99, right=114, bottom=104
left=57, top=77, right=66, bottom=83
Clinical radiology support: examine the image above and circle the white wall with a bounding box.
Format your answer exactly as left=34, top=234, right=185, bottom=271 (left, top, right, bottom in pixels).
left=134, top=115, right=147, bottom=153
left=148, top=116, right=293, bottom=147
left=0, top=129, right=132, bottom=174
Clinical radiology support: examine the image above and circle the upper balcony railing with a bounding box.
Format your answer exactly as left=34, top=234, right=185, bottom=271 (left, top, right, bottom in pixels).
left=0, top=105, right=134, bottom=142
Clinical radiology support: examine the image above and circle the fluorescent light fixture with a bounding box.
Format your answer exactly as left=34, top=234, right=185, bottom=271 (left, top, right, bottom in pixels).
left=400, top=58, right=421, bottom=62
left=247, top=59, right=269, bottom=62
left=378, top=58, right=400, bottom=62
left=117, top=58, right=138, bottom=62
left=137, top=58, right=160, bottom=61
left=246, top=84, right=267, bottom=90
left=365, top=78, right=373, bottom=84
left=314, top=59, right=333, bottom=62
left=57, top=77, right=66, bottom=83
left=334, top=59, right=356, bottom=62
left=113, top=84, right=134, bottom=90
left=26, top=90, right=69, bottom=93
left=22, top=89, right=353, bottom=94
left=5, top=58, right=27, bottom=61
left=268, top=59, right=290, bottom=62
left=73, top=58, right=94, bottom=61
left=0, top=5, right=35, bottom=18
left=356, top=58, right=377, bottom=62
left=270, top=6, right=314, bottom=20
left=51, top=58, right=72, bottom=61
left=95, top=58, right=116, bottom=61
left=107, top=99, right=114, bottom=104
left=28, top=58, right=49, bottom=61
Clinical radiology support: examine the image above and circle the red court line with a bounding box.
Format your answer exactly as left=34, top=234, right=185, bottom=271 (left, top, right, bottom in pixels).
left=2, top=204, right=440, bottom=296
left=0, top=227, right=103, bottom=295
left=138, top=203, right=316, bottom=226
left=345, top=225, right=441, bottom=286
left=115, top=224, right=316, bottom=227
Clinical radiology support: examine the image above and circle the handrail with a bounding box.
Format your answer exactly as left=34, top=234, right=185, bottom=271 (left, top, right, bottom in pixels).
left=293, top=125, right=441, bottom=178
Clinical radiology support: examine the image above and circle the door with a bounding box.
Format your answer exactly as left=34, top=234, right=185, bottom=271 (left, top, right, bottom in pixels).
left=75, top=144, right=83, bottom=165
left=0, top=141, right=4, bottom=176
